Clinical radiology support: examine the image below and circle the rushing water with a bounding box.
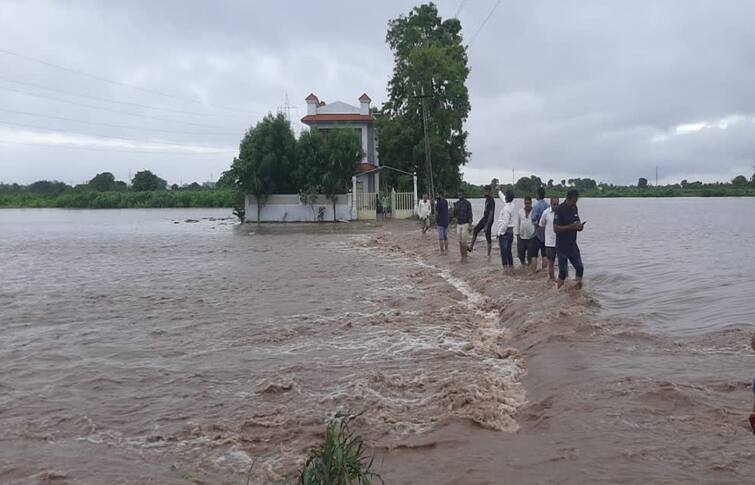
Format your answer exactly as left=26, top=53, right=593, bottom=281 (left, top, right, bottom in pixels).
left=1, top=201, right=754, bottom=483
left=468, top=196, right=755, bottom=334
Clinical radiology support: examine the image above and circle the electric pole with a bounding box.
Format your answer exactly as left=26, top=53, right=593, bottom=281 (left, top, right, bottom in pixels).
left=418, top=85, right=435, bottom=200
left=655, top=166, right=658, bottom=187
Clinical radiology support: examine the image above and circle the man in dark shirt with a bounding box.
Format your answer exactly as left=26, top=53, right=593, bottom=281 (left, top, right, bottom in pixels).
left=435, top=191, right=449, bottom=255
left=468, top=184, right=495, bottom=256
left=554, top=189, right=585, bottom=289
left=454, top=190, right=473, bottom=262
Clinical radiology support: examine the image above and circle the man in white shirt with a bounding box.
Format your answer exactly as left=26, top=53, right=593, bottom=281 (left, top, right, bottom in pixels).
left=496, top=189, right=516, bottom=270
left=538, top=196, right=560, bottom=280
left=416, top=194, right=432, bottom=234
left=515, top=196, right=536, bottom=269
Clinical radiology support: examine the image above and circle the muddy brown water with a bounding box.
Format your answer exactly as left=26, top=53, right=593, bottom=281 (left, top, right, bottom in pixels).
left=1, top=202, right=754, bottom=484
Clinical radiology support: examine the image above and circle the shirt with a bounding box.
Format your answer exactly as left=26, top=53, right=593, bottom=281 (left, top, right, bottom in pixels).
left=496, top=190, right=516, bottom=236
left=531, top=198, right=549, bottom=241
left=516, top=208, right=536, bottom=239
left=417, top=199, right=431, bottom=219
left=435, top=198, right=449, bottom=227
left=554, top=202, right=581, bottom=254
left=455, top=198, right=473, bottom=225
left=538, top=207, right=556, bottom=247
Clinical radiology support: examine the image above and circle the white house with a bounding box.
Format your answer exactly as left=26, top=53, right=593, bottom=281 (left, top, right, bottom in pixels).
left=301, top=93, right=379, bottom=194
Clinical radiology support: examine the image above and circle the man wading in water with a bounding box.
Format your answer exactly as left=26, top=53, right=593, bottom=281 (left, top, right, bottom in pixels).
left=554, top=189, right=585, bottom=289
left=468, top=184, right=495, bottom=256
left=496, top=189, right=516, bottom=272
left=454, top=190, right=473, bottom=262
left=435, top=191, right=449, bottom=255
left=416, top=193, right=432, bottom=235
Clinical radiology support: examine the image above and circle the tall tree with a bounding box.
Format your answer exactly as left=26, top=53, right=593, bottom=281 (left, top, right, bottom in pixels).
left=321, top=128, right=362, bottom=221
left=377, top=3, right=470, bottom=195
left=88, top=172, right=119, bottom=192
left=131, top=170, right=167, bottom=191
left=228, top=113, right=297, bottom=222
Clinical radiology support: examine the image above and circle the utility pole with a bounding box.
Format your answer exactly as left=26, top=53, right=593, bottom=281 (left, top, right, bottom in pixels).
left=418, top=85, right=435, bottom=200
left=655, top=166, right=658, bottom=187
left=512, top=168, right=515, bottom=185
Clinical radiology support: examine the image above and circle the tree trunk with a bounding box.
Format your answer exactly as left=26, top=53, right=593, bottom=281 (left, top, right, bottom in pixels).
left=332, top=196, right=337, bottom=222
left=256, top=197, right=261, bottom=224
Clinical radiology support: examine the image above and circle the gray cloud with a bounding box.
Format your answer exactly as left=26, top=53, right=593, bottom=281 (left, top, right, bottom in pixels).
left=1, top=0, right=754, bottom=186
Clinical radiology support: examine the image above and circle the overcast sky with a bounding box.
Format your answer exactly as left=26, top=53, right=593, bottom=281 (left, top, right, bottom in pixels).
left=1, top=0, right=754, bottom=186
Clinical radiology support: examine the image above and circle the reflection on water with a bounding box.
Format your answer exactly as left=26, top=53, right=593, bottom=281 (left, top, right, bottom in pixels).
left=468, top=197, right=755, bottom=333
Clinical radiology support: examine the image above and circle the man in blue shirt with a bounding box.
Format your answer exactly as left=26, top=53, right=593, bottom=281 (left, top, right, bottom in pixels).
left=530, top=187, right=549, bottom=271
left=554, top=189, right=585, bottom=289
left=435, top=191, right=449, bottom=255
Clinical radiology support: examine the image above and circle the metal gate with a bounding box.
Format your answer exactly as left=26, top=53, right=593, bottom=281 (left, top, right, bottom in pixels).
left=391, top=188, right=415, bottom=219
left=356, top=191, right=377, bottom=220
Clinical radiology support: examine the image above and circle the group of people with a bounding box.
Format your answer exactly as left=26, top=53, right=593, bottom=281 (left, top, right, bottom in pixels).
left=416, top=185, right=586, bottom=289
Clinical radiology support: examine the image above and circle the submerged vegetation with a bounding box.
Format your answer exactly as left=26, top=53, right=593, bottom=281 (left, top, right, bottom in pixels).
left=294, top=414, right=381, bottom=485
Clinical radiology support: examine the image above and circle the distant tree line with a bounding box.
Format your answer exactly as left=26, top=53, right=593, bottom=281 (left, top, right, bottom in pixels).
left=221, top=112, right=362, bottom=222
left=461, top=173, right=755, bottom=198
left=0, top=170, right=240, bottom=209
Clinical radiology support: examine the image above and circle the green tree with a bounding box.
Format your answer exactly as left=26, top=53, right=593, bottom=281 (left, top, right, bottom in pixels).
left=88, top=172, right=123, bottom=192
left=295, top=128, right=327, bottom=189
left=638, top=177, right=648, bottom=188
left=547, top=179, right=554, bottom=188
left=732, top=174, right=748, bottom=186
left=321, top=127, right=362, bottom=221
left=131, top=170, right=167, bottom=191
left=27, top=180, right=70, bottom=195
left=377, top=2, right=470, bottom=195
left=515, top=177, right=536, bottom=195
left=228, top=113, right=297, bottom=222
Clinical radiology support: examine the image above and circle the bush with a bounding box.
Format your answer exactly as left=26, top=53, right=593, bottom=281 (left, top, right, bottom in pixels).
left=296, top=414, right=381, bottom=485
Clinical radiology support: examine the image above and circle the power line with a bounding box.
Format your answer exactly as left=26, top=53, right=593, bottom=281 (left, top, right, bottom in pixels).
left=454, top=0, right=469, bottom=18
left=467, top=0, right=503, bottom=47
left=0, top=48, right=256, bottom=115
left=1, top=85, right=246, bottom=130
left=0, top=119, right=232, bottom=150
left=0, top=139, right=233, bottom=155
left=0, top=107, right=237, bottom=136
left=0, top=75, right=255, bottom=118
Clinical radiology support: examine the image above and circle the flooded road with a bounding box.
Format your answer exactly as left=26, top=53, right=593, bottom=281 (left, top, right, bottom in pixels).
left=1, top=202, right=754, bottom=483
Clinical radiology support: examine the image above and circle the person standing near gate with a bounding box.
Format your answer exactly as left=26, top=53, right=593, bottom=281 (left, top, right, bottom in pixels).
left=416, top=194, right=432, bottom=235
left=468, top=185, right=495, bottom=256
left=554, top=189, right=585, bottom=289
left=454, top=190, right=473, bottom=262
left=435, top=191, right=449, bottom=255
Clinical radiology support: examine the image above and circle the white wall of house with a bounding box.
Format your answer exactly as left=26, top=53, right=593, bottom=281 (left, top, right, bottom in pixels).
left=245, top=194, right=353, bottom=222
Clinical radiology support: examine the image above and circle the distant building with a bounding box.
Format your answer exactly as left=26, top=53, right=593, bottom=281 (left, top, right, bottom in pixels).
left=301, top=93, right=379, bottom=193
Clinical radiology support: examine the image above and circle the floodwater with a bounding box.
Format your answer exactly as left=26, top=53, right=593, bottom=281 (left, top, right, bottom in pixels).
left=1, top=201, right=754, bottom=483
left=469, top=196, right=755, bottom=333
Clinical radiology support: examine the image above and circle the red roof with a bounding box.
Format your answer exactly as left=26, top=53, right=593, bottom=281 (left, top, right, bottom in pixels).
left=301, top=113, right=374, bottom=123
left=358, top=93, right=372, bottom=102
left=355, top=162, right=378, bottom=174
left=305, top=93, right=319, bottom=102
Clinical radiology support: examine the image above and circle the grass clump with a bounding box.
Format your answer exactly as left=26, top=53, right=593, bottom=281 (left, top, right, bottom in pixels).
left=296, top=414, right=382, bottom=485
